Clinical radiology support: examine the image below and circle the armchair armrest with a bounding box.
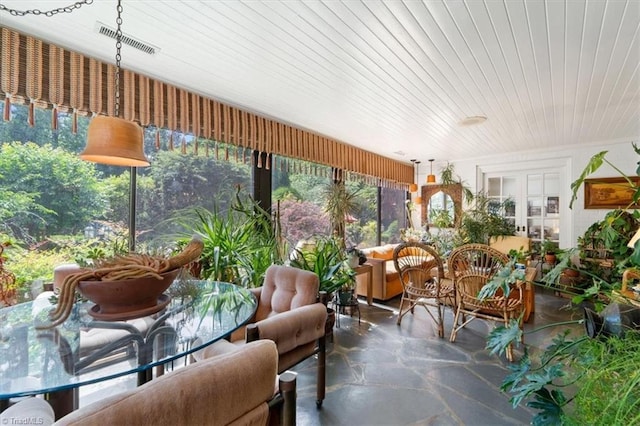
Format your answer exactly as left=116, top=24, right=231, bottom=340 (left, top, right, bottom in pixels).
left=269, top=371, right=297, bottom=426
left=246, top=303, right=327, bottom=354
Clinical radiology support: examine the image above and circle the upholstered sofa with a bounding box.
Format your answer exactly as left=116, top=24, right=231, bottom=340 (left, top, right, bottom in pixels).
left=1, top=340, right=296, bottom=425
left=355, top=243, right=403, bottom=301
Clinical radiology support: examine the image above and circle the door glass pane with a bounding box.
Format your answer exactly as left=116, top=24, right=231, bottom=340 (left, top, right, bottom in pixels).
left=544, top=219, right=560, bottom=241
left=527, top=174, right=542, bottom=195
left=504, top=199, right=516, bottom=217
left=545, top=196, right=560, bottom=216
left=487, top=177, right=501, bottom=197
left=544, top=173, right=560, bottom=194
left=527, top=218, right=542, bottom=240
left=527, top=198, right=542, bottom=217
left=503, top=177, right=518, bottom=197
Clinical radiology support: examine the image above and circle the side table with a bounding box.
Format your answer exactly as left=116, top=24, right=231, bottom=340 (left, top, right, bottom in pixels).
left=353, top=264, right=373, bottom=305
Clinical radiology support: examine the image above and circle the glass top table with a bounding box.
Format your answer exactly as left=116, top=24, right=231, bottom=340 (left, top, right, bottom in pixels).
left=0, top=280, right=256, bottom=410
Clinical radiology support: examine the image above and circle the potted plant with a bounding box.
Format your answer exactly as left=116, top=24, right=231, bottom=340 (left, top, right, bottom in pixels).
left=336, top=267, right=357, bottom=304
left=345, top=246, right=365, bottom=268
left=576, top=209, right=639, bottom=283
left=541, top=239, right=559, bottom=264
left=486, top=144, right=640, bottom=424
left=175, top=191, right=279, bottom=288
left=507, top=247, right=528, bottom=270
left=455, top=192, right=516, bottom=245
left=289, top=236, right=350, bottom=296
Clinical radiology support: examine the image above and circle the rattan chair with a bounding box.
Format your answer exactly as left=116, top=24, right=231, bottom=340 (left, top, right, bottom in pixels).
left=448, top=244, right=523, bottom=361
left=393, top=242, right=455, bottom=338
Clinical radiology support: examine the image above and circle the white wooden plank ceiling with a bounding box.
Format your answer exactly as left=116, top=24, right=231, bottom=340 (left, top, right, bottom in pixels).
left=1, top=0, right=639, bottom=166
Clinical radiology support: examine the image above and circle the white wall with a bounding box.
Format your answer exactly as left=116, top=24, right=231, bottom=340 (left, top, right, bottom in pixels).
left=415, top=138, right=639, bottom=248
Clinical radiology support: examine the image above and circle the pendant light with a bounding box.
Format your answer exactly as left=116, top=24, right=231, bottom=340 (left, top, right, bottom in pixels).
left=426, top=159, right=436, bottom=184
left=414, top=161, right=422, bottom=204
left=409, top=159, right=418, bottom=193
left=80, top=0, right=149, bottom=167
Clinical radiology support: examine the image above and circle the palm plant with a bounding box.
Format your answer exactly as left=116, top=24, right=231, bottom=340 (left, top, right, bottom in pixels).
left=322, top=181, right=359, bottom=248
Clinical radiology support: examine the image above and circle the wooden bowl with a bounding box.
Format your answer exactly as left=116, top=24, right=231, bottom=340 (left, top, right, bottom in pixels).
left=78, top=268, right=180, bottom=320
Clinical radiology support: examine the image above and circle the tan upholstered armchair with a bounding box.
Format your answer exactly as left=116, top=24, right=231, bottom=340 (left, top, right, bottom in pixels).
left=1, top=340, right=296, bottom=425
left=199, top=264, right=328, bottom=407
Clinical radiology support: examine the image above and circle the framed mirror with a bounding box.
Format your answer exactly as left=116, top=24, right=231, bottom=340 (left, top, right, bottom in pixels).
left=420, top=184, right=463, bottom=228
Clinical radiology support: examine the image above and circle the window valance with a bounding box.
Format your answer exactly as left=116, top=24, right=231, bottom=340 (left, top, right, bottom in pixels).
left=0, top=27, right=412, bottom=188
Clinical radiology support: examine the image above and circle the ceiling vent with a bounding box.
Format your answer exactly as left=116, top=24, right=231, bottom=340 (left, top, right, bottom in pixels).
left=95, top=22, right=159, bottom=55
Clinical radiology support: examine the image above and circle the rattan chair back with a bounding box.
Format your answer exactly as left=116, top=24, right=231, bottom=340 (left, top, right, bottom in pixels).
left=392, top=242, right=453, bottom=337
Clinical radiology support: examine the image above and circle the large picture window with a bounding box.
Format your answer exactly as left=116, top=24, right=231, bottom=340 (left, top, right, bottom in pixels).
left=271, top=157, right=379, bottom=251
left=0, top=103, right=250, bottom=303
left=1, top=102, right=404, bottom=303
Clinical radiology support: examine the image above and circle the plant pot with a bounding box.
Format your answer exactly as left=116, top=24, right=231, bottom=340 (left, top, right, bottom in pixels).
left=583, top=303, right=640, bottom=338
left=347, top=256, right=359, bottom=268
left=338, top=289, right=354, bottom=304
left=78, top=268, right=180, bottom=320
left=563, top=268, right=580, bottom=278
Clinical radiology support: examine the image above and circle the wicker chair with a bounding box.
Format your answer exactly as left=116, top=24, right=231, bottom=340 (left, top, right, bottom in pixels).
left=393, top=242, right=455, bottom=338
left=448, top=244, right=523, bottom=361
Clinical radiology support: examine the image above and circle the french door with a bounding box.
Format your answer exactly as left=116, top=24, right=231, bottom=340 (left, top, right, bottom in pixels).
left=484, top=169, right=564, bottom=249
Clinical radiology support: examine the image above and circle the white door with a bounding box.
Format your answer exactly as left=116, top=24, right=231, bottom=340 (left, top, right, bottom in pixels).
left=484, top=169, right=564, bottom=250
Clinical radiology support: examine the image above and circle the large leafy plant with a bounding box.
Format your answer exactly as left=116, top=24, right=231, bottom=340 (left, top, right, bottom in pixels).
left=176, top=191, right=279, bottom=288
left=289, top=236, right=354, bottom=295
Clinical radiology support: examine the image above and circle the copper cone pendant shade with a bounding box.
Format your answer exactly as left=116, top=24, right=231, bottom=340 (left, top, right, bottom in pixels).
left=409, top=159, right=419, bottom=193
left=81, top=116, right=149, bottom=167
left=426, top=159, right=436, bottom=184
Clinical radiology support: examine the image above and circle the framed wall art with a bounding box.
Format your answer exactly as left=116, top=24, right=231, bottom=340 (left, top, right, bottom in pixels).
left=584, top=177, right=640, bottom=209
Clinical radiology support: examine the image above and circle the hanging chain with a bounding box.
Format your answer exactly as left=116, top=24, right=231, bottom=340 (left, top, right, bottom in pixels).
left=1, top=0, right=122, bottom=117
left=114, top=0, right=123, bottom=117
left=0, top=0, right=93, bottom=17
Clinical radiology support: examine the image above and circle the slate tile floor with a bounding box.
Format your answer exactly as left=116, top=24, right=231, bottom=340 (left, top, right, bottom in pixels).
left=293, top=289, right=583, bottom=426
left=77, top=288, right=583, bottom=425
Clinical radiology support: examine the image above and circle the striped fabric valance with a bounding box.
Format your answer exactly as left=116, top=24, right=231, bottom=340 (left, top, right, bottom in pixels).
left=0, top=27, right=413, bottom=188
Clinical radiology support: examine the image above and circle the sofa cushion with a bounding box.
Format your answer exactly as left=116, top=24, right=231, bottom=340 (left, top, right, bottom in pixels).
left=365, top=244, right=398, bottom=261
left=370, top=248, right=391, bottom=260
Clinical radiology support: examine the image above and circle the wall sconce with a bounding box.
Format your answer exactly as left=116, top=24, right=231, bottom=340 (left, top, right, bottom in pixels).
left=426, top=159, right=436, bottom=184
left=80, top=0, right=149, bottom=167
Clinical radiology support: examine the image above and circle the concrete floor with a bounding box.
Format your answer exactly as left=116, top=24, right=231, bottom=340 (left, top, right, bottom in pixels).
left=292, top=289, right=583, bottom=426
